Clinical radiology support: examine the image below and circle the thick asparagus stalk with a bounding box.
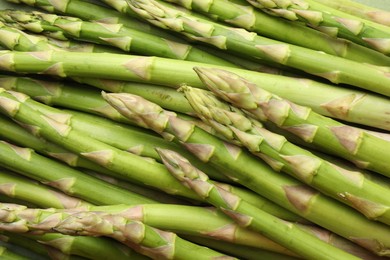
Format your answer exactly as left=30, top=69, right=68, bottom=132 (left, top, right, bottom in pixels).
left=161, top=0, right=390, bottom=66
left=245, top=0, right=390, bottom=54
left=0, top=9, right=237, bottom=67
left=193, top=67, right=390, bottom=177
left=157, top=148, right=359, bottom=260
left=0, top=88, right=203, bottom=201
left=0, top=203, right=234, bottom=260
left=0, top=50, right=389, bottom=130
left=181, top=85, right=390, bottom=225
left=102, top=92, right=390, bottom=256
left=125, top=0, right=390, bottom=96
left=313, top=0, right=390, bottom=27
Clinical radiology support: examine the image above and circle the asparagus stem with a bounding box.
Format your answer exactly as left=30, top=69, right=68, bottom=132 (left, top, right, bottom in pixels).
left=161, top=0, right=390, bottom=66
left=0, top=246, right=29, bottom=260
left=0, top=203, right=235, bottom=260
left=0, top=50, right=389, bottom=130
left=0, top=9, right=237, bottom=67
left=102, top=91, right=390, bottom=256
left=125, top=0, right=390, bottom=96
left=157, top=148, right=360, bottom=260
left=193, top=67, right=390, bottom=178
left=182, top=85, right=390, bottom=225
left=312, top=0, right=390, bottom=27
left=244, top=0, right=390, bottom=54
left=0, top=88, right=203, bottom=201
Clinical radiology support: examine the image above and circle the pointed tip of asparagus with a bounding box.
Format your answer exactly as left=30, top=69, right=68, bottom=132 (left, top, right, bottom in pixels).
left=156, top=148, right=212, bottom=198
left=102, top=92, right=170, bottom=133
left=193, top=67, right=269, bottom=110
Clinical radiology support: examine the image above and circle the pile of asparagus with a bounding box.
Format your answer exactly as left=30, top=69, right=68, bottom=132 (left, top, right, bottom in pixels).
left=0, top=0, right=389, bottom=259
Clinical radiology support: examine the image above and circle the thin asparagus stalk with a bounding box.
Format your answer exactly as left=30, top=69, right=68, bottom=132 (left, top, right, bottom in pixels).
left=0, top=139, right=154, bottom=205
left=312, top=0, right=390, bottom=27
left=161, top=0, right=390, bottom=66
left=182, top=85, right=390, bottom=225
left=193, top=67, right=390, bottom=178
left=0, top=204, right=235, bottom=260
left=125, top=0, right=390, bottom=96
left=102, top=92, right=390, bottom=256
left=157, top=148, right=360, bottom=260
left=0, top=89, right=203, bottom=201
left=0, top=10, right=238, bottom=67
left=182, top=236, right=300, bottom=260
left=0, top=169, right=91, bottom=209
left=244, top=0, right=390, bottom=54
left=0, top=246, right=29, bottom=260
left=0, top=49, right=389, bottom=131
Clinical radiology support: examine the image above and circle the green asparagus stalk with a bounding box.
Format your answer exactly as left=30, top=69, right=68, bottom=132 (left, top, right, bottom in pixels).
left=0, top=10, right=237, bottom=67
left=161, top=0, right=390, bottom=66
left=0, top=169, right=91, bottom=209
left=102, top=91, right=390, bottom=256
left=0, top=139, right=154, bottom=205
left=125, top=0, right=390, bottom=96
left=0, top=246, right=29, bottom=260
left=244, top=0, right=390, bottom=54
left=157, top=148, right=360, bottom=260
left=0, top=203, right=235, bottom=260
left=312, top=0, right=390, bottom=27
left=0, top=50, right=389, bottom=130
left=181, top=85, right=390, bottom=225
left=0, top=88, right=204, bottom=201
left=193, top=67, right=390, bottom=178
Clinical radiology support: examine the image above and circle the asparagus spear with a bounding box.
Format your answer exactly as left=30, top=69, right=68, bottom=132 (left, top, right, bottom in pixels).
left=0, top=88, right=204, bottom=201
left=193, top=67, right=390, bottom=178
left=0, top=9, right=238, bottom=67
left=161, top=0, right=390, bottom=66
left=102, top=92, right=390, bottom=256
left=244, top=0, right=390, bottom=54
left=125, top=0, right=390, bottom=96
left=157, top=148, right=360, bottom=260
left=312, top=0, right=390, bottom=27
left=0, top=50, right=389, bottom=130
left=0, top=203, right=235, bottom=260
left=182, top=85, right=390, bottom=225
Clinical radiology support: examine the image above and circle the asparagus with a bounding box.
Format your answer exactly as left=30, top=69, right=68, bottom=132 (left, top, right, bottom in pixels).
left=161, top=0, right=390, bottom=66
left=0, top=88, right=204, bottom=201
left=0, top=246, right=29, bottom=260
left=0, top=204, right=234, bottom=260
left=313, top=0, right=390, bottom=27
left=0, top=50, right=389, bottom=130
left=157, top=148, right=360, bottom=260
left=0, top=10, right=237, bottom=67
left=102, top=92, right=390, bottom=256
left=193, top=67, right=390, bottom=178
left=0, top=139, right=155, bottom=205
left=244, top=0, right=390, bottom=54
left=182, top=85, right=390, bottom=225
left=125, top=0, right=390, bottom=96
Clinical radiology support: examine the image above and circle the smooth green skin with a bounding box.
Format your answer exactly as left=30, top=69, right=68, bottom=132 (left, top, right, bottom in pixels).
left=182, top=236, right=300, bottom=260
left=246, top=0, right=390, bottom=53
left=0, top=204, right=233, bottom=260
left=163, top=0, right=390, bottom=66
left=0, top=140, right=154, bottom=205
left=182, top=86, right=390, bottom=224
left=0, top=114, right=115, bottom=175
left=127, top=0, right=390, bottom=96
left=0, top=90, right=202, bottom=201
left=1, top=50, right=389, bottom=131
left=314, top=0, right=390, bottom=26
left=103, top=93, right=390, bottom=256
left=0, top=169, right=90, bottom=209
